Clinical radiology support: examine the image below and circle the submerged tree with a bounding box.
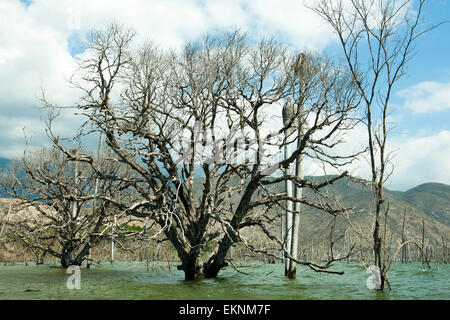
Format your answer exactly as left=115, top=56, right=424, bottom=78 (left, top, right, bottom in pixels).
left=0, top=141, right=133, bottom=268
left=45, top=24, right=363, bottom=280
left=310, top=0, right=435, bottom=289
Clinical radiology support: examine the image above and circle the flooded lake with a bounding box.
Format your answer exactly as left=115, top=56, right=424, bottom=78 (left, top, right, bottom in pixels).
left=0, top=261, right=448, bottom=300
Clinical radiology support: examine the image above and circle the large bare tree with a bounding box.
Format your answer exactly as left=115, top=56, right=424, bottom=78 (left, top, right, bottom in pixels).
left=45, top=24, right=363, bottom=280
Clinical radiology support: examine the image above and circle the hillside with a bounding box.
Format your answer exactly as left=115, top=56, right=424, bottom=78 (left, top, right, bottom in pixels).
left=238, top=176, right=450, bottom=257
left=321, top=178, right=449, bottom=247
left=401, top=183, right=450, bottom=227
left=0, top=157, right=11, bottom=171
left=193, top=175, right=449, bottom=256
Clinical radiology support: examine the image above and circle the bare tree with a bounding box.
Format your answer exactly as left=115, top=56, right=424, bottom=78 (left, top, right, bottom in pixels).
left=45, top=24, right=363, bottom=280
left=0, top=138, right=134, bottom=268
left=310, top=0, right=438, bottom=289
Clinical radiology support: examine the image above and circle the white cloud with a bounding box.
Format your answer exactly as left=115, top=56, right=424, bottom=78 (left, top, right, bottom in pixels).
left=1, top=0, right=448, bottom=191
left=203, top=0, right=249, bottom=31
left=300, top=124, right=450, bottom=191
left=19, top=0, right=335, bottom=51
left=300, top=122, right=370, bottom=180
left=397, top=81, right=450, bottom=114
left=0, top=0, right=80, bottom=157
left=0, top=0, right=337, bottom=159
left=242, top=0, right=334, bottom=50
left=388, top=130, right=450, bottom=190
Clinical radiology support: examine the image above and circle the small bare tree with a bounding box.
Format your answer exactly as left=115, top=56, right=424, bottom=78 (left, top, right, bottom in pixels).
left=0, top=139, right=134, bottom=267
left=310, top=0, right=439, bottom=289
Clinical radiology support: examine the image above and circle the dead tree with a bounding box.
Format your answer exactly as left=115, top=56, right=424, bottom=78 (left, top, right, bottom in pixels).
left=311, top=0, right=437, bottom=290
left=0, top=141, right=134, bottom=268
left=45, top=24, right=362, bottom=280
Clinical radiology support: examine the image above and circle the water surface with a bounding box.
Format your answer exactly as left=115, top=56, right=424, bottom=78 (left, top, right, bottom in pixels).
left=0, top=261, right=448, bottom=300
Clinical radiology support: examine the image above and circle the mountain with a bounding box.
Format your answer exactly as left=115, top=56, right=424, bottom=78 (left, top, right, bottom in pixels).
left=292, top=177, right=450, bottom=249
left=194, top=175, right=449, bottom=252
left=0, top=157, right=11, bottom=171
left=401, top=183, right=450, bottom=227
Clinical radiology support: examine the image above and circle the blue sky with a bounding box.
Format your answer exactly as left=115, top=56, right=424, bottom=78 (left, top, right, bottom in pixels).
left=390, top=1, right=450, bottom=135
left=2, top=0, right=450, bottom=191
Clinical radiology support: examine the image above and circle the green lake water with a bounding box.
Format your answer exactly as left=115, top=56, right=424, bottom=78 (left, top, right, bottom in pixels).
left=0, top=261, right=448, bottom=300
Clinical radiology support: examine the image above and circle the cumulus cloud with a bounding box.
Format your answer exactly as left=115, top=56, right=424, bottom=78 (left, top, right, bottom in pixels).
left=72, top=0, right=334, bottom=50
left=0, top=0, right=337, bottom=159
left=1, top=0, right=447, bottom=190
left=300, top=124, right=450, bottom=191
left=388, top=130, right=450, bottom=190
left=396, top=81, right=450, bottom=114
left=19, top=0, right=335, bottom=51
left=0, top=0, right=81, bottom=157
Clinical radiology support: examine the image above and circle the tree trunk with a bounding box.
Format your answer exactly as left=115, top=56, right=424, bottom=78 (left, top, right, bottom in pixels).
left=87, top=249, right=91, bottom=269
left=203, top=236, right=231, bottom=279
left=73, top=243, right=91, bottom=266
left=442, top=236, right=447, bottom=264
left=401, top=209, right=407, bottom=263
left=373, top=201, right=385, bottom=290
left=284, top=137, right=293, bottom=275
left=203, top=178, right=260, bottom=278
left=287, top=150, right=302, bottom=279
left=35, top=251, right=46, bottom=265
left=110, top=215, right=116, bottom=263
left=177, top=248, right=204, bottom=281
left=179, top=259, right=203, bottom=281
left=61, top=245, right=75, bottom=268
left=286, top=53, right=306, bottom=280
